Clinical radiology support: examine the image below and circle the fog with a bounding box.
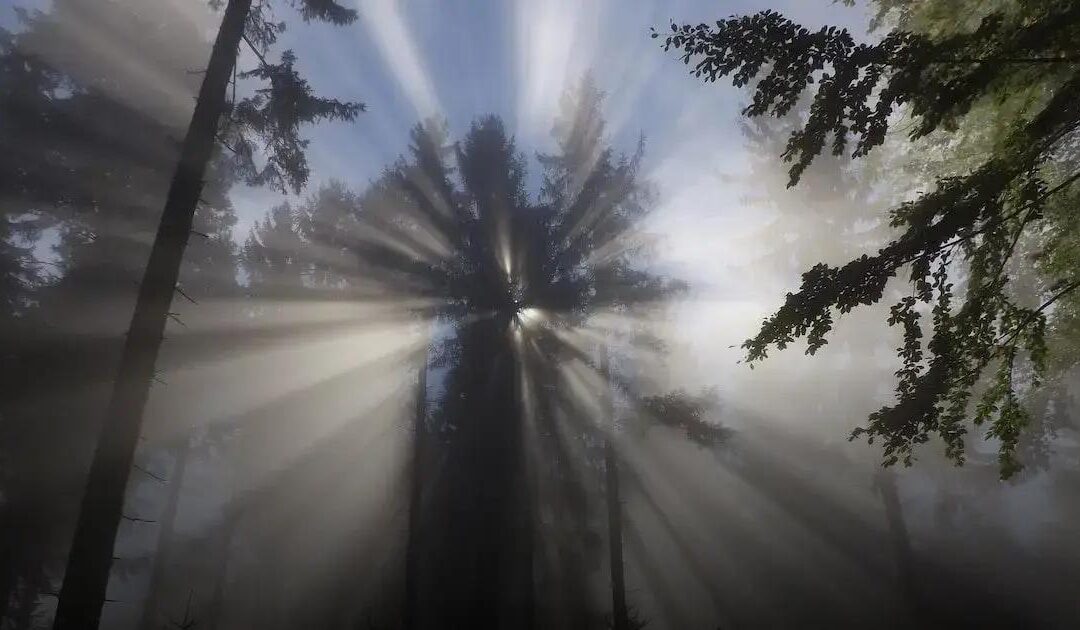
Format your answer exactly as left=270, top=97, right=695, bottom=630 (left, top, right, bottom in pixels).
left=1, top=0, right=1078, bottom=629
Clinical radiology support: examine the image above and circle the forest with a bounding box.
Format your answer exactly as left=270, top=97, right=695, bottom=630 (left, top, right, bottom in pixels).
left=0, top=0, right=1078, bottom=628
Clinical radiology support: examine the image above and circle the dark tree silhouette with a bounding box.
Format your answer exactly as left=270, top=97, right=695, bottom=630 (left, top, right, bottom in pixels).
left=0, top=2, right=244, bottom=624
left=315, top=77, right=685, bottom=627
left=656, top=4, right=1080, bottom=477
left=54, top=1, right=360, bottom=627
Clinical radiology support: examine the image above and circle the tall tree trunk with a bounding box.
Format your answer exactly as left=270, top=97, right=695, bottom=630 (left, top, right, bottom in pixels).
left=426, top=314, right=531, bottom=629
left=52, top=1, right=252, bottom=627
left=602, top=348, right=629, bottom=630
left=403, top=357, right=428, bottom=630
left=138, top=435, right=194, bottom=630
left=467, top=315, right=522, bottom=628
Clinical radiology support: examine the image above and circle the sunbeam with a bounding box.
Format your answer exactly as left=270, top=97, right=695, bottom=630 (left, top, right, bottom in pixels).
left=4, top=1, right=1080, bottom=629
left=356, top=0, right=440, bottom=121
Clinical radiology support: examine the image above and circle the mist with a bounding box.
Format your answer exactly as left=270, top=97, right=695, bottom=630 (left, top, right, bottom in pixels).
left=1, top=1, right=1078, bottom=629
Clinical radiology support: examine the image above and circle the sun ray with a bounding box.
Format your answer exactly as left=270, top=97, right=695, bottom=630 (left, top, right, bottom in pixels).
left=355, top=0, right=441, bottom=120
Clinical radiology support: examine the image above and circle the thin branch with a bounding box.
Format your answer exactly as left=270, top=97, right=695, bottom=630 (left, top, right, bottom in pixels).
left=899, top=168, right=1080, bottom=269
left=174, top=285, right=199, bottom=305
left=232, top=54, right=238, bottom=108
left=24, top=255, right=64, bottom=269
left=926, top=56, right=1080, bottom=65
left=241, top=33, right=270, bottom=68
left=999, top=277, right=1080, bottom=347
left=214, top=134, right=242, bottom=157
left=167, top=312, right=188, bottom=328
left=133, top=463, right=168, bottom=484
left=987, top=200, right=1041, bottom=290
left=121, top=514, right=157, bottom=524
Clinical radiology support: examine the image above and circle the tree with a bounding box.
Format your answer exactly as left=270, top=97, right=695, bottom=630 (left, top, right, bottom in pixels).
left=0, top=25, right=51, bottom=322
left=54, top=1, right=360, bottom=627
left=242, top=202, right=307, bottom=292
left=0, top=1, right=248, bottom=623
left=221, top=76, right=696, bottom=628
left=655, top=3, right=1080, bottom=477
left=338, top=76, right=682, bottom=626
left=855, top=0, right=1080, bottom=474
left=404, top=357, right=429, bottom=630
left=216, top=175, right=422, bottom=628
left=409, top=116, right=536, bottom=628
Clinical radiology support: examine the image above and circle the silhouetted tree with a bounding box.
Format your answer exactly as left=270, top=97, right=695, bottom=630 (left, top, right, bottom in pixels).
left=54, top=1, right=361, bottom=626
left=0, top=2, right=245, bottom=624
left=342, top=76, right=682, bottom=627
left=403, top=360, right=428, bottom=630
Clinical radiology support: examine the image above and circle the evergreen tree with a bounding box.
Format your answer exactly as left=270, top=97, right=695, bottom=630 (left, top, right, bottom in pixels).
left=242, top=202, right=307, bottom=293
left=356, top=76, right=684, bottom=627
left=53, top=1, right=361, bottom=627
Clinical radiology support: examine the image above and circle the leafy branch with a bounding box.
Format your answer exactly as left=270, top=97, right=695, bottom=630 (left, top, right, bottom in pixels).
left=657, top=5, right=1080, bottom=476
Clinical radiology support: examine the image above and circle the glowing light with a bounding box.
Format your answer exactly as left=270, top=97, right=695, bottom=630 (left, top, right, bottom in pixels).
left=514, top=0, right=602, bottom=143
left=357, top=0, right=441, bottom=119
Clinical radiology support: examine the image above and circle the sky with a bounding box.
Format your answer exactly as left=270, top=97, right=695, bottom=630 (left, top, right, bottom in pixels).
left=229, top=0, right=874, bottom=261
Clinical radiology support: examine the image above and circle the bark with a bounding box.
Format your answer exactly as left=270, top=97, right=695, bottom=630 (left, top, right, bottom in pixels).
left=602, top=348, right=629, bottom=630
left=51, top=1, right=253, bottom=627
left=138, top=435, right=193, bottom=630
left=403, top=358, right=428, bottom=630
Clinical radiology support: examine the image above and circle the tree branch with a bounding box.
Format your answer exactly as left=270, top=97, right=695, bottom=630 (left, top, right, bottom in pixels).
left=999, top=277, right=1080, bottom=347
left=133, top=464, right=167, bottom=484
left=241, top=33, right=270, bottom=68
left=899, top=168, right=1080, bottom=269
left=174, top=285, right=199, bottom=305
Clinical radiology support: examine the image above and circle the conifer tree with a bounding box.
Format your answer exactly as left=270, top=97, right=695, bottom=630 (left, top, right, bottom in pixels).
left=54, top=1, right=361, bottom=627
left=0, top=2, right=246, bottom=623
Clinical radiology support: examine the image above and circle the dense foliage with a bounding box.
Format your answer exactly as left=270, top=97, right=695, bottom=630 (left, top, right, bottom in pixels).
left=656, top=2, right=1080, bottom=476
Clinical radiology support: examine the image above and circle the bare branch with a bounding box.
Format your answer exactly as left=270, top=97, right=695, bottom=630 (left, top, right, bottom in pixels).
left=133, top=464, right=168, bottom=484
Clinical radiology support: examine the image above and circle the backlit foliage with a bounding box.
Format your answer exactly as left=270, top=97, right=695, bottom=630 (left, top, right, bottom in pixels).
left=656, top=3, right=1080, bottom=477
